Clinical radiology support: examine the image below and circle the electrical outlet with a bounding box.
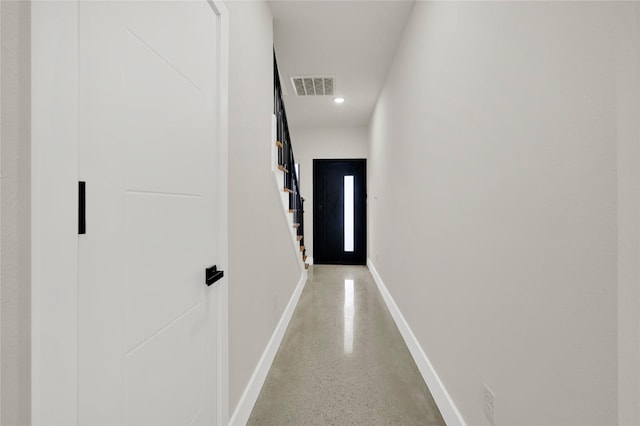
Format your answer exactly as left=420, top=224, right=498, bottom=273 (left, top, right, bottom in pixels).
left=484, top=383, right=496, bottom=426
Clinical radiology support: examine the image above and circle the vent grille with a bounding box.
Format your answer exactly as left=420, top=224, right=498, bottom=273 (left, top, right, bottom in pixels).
left=291, top=76, right=335, bottom=96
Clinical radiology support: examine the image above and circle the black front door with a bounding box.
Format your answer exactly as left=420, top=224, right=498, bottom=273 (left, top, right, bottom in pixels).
left=313, top=159, right=366, bottom=265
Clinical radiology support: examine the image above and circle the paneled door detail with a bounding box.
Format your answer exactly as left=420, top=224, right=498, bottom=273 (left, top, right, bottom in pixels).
left=78, top=2, right=222, bottom=424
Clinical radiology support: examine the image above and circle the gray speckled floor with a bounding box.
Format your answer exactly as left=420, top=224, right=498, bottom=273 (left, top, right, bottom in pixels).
left=247, top=265, right=446, bottom=426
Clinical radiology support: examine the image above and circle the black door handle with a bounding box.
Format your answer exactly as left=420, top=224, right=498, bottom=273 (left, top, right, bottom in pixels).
left=79, top=181, right=86, bottom=234
left=205, top=265, right=224, bottom=286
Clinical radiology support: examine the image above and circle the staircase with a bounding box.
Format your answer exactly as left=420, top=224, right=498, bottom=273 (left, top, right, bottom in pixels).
left=274, top=52, right=308, bottom=270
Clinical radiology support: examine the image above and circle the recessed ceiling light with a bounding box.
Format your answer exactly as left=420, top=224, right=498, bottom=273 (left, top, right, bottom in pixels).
left=334, top=97, right=345, bottom=104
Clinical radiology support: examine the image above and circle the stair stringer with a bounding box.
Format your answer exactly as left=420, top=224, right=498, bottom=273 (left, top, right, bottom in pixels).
left=271, top=114, right=306, bottom=271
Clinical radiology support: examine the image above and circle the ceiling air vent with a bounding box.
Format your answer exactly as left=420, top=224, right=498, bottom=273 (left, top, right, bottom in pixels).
left=291, top=76, right=334, bottom=96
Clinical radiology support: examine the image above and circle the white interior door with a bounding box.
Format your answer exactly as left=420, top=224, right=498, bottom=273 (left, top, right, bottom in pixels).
left=78, top=2, right=221, bottom=424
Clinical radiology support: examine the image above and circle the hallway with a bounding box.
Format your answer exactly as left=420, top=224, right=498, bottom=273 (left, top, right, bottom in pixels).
left=247, top=265, right=446, bottom=425
left=3, top=1, right=639, bottom=424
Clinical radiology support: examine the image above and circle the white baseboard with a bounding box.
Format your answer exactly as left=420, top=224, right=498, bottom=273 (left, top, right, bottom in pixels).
left=367, top=259, right=466, bottom=426
left=228, top=270, right=308, bottom=426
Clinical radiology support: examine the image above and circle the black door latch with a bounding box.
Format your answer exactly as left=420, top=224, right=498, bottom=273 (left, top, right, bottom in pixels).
left=79, top=181, right=86, bottom=235
left=205, top=265, right=224, bottom=286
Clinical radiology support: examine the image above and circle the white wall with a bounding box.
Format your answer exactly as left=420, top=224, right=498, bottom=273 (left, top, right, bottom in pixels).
left=1, top=2, right=31, bottom=425
left=227, top=0, right=303, bottom=416
left=616, top=5, right=640, bottom=425
left=1, top=2, right=4, bottom=418
left=289, top=126, right=368, bottom=260
left=369, top=2, right=639, bottom=425
left=1, top=2, right=4, bottom=419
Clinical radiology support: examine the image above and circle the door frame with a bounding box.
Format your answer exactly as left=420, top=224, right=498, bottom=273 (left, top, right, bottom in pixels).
left=30, top=2, right=229, bottom=424
left=313, top=158, right=367, bottom=265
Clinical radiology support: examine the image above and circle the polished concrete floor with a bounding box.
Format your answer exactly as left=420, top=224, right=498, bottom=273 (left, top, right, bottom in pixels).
left=247, top=265, right=446, bottom=426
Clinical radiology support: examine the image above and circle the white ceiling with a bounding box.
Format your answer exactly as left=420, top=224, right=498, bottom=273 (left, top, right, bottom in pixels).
left=269, top=0, right=415, bottom=129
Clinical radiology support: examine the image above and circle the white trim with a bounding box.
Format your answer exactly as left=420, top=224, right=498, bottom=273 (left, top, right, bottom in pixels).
left=209, top=1, right=230, bottom=425
left=0, top=1, right=3, bottom=416
left=306, top=256, right=314, bottom=265
left=228, top=270, right=308, bottom=426
left=367, top=259, right=466, bottom=426
left=31, top=3, right=80, bottom=423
